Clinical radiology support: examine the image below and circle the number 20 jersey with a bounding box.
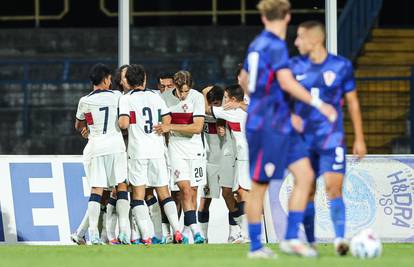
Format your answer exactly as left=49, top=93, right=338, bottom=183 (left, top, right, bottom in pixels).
left=119, top=89, right=171, bottom=159
left=76, top=89, right=126, bottom=157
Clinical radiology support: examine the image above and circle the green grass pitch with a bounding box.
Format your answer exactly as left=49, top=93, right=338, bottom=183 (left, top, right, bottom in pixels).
left=0, top=243, right=412, bottom=267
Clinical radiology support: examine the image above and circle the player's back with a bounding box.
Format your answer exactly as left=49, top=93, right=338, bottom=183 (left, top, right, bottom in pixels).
left=77, top=90, right=125, bottom=157
left=122, top=89, right=169, bottom=159
left=244, top=30, right=292, bottom=134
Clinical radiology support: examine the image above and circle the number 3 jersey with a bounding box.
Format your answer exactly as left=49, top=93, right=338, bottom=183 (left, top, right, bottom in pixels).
left=289, top=54, right=356, bottom=150
left=161, top=88, right=206, bottom=159
left=76, top=89, right=126, bottom=157
left=119, top=89, right=171, bottom=159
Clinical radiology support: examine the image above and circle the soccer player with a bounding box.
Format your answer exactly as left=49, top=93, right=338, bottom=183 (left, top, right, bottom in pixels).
left=74, top=63, right=127, bottom=245
left=155, top=70, right=206, bottom=244
left=204, top=84, right=251, bottom=243
left=118, top=64, right=184, bottom=244
left=290, top=21, right=366, bottom=255
left=239, top=0, right=337, bottom=258
left=157, top=71, right=175, bottom=93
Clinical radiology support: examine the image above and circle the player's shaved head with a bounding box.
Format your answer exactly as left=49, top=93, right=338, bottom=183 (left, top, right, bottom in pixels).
left=298, top=20, right=326, bottom=44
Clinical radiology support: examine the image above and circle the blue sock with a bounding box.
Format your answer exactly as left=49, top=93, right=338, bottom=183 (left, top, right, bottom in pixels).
left=303, top=202, right=316, bottom=244
left=248, top=223, right=262, bottom=252
left=285, top=211, right=304, bottom=240
left=330, top=197, right=345, bottom=238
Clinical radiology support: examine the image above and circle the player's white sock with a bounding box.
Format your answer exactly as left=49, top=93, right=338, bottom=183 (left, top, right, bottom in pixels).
left=131, top=200, right=153, bottom=240
left=100, top=210, right=108, bottom=243
left=76, top=209, right=89, bottom=237
left=106, top=199, right=117, bottom=241
left=161, top=197, right=180, bottom=233
left=87, top=194, right=102, bottom=237
left=162, top=223, right=171, bottom=236
left=116, top=191, right=130, bottom=235
left=130, top=214, right=141, bottom=241
left=147, top=196, right=163, bottom=240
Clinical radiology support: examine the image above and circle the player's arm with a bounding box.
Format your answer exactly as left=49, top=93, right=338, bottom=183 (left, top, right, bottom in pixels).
left=155, top=116, right=205, bottom=135
left=118, top=94, right=131, bottom=130
left=239, top=69, right=249, bottom=96
left=345, top=91, right=366, bottom=158
left=277, top=69, right=337, bottom=122
left=74, top=97, right=88, bottom=136
left=223, top=101, right=247, bottom=112
left=202, top=86, right=213, bottom=114
left=118, top=115, right=130, bottom=130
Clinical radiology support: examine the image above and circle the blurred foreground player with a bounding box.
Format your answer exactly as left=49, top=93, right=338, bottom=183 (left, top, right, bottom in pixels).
left=239, top=0, right=337, bottom=258
left=290, top=21, right=366, bottom=255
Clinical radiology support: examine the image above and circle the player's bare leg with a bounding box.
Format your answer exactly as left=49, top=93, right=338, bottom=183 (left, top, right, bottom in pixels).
left=246, top=182, right=275, bottom=258
left=198, top=197, right=212, bottom=242
left=131, top=185, right=153, bottom=245
left=171, top=190, right=182, bottom=218
left=280, top=158, right=317, bottom=257
left=155, top=186, right=183, bottom=243
left=88, top=187, right=104, bottom=244
left=116, top=182, right=130, bottom=244
left=325, top=172, right=348, bottom=255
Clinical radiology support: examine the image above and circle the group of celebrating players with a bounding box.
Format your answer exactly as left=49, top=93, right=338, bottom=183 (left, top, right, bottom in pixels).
left=72, top=0, right=366, bottom=259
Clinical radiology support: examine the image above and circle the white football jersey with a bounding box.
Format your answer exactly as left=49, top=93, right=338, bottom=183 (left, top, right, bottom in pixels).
left=204, top=115, right=221, bottom=164
left=211, top=106, right=248, bottom=160
left=76, top=89, right=125, bottom=157
left=119, top=89, right=171, bottom=159
left=161, top=89, right=205, bottom=159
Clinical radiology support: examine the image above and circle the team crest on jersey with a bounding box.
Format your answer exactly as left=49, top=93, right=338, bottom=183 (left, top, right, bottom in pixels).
left=174, top=170, right=180, bottom=179
left=182, top=104, right=188, bottom=112
left=264, top=162, right=276, bottom=178
left=323, top=70, right=336, bottom=87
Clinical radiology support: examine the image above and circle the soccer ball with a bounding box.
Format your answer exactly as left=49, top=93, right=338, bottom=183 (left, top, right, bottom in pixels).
left=350, top=229, right=383, bottom=259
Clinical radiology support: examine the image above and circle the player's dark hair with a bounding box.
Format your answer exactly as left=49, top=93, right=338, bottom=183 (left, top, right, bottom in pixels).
left=89, top=63, right=111, bottom=86
left=206, top=85, right=224, bottom=104
left=126, top=64, right=146, bottom=87
left=225, top=84, right=244, bottom=102
left=174, top=70, right=193, bottom=90
left=157, top=71, right=174, bottom=84
left=299, top=20, right=326, bottom=42
left=113, top=64, right=129, bottom=91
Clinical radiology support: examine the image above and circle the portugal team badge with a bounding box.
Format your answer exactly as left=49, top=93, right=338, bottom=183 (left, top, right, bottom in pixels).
left=182, top=104, right=188, bottom=112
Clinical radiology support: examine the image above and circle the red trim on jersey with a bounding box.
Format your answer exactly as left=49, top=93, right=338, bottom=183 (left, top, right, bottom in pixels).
left=207, top=123, right=218, bottom=134
left=171, top=112, right=193, bottom=124
left=130, top=111, right=136, bottom=124
left=227, top=121, right=241, bottom=132
left=265, top=70, right=274, bottom=95
left=84, top=112, right=94, bottom=125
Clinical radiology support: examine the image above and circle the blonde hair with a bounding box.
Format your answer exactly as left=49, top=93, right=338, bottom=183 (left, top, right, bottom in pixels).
left=257, top=0, right=291, bottom=21
left=174, top=70, right=193, bottom=90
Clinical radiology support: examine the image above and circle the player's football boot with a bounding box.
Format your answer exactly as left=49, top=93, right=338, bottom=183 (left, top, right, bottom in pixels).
left=131, top=239, right=144, bottom=245
left=193, top=232, right=205, bottom=244
left=118, top=232, right=131, bottom=245
left=228, top=232, right=244, bottom=244
left=173, top=231, right=183, bottom=244
left=334, top=238, right=349, bottom=256
left=90, top=234, right=104, bottom=245
left=108, top=238, right=120, bottom=245
left=164, top=234, right=174, bottom=244
left=182, top=235, right=190, bottom=244
left=70, top=233, right=86, bottom=245
left=152, top=236, right=163, bottom=244
left=247, top=247, right=277, bottom=259
left=279, top=239, right=318, bottom=257
left=141, top=237, right=152, bottom=246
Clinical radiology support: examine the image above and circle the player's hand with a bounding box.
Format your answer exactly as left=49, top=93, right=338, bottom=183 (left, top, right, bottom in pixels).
left=80, top=127, right=89, bottom=139
left=320, top=103, right=337, bottom=123
left=223, top=102, right=240, bottom=110
left=291, top=114, right=304, bottom=133
left=154, top=124, right=171, bottom=135
left=353, top=139, right=367, bottom=159
left=217, top=125, right=226, bottom=137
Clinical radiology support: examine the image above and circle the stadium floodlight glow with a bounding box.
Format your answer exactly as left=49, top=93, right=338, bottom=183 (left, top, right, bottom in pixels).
left=325, top=0, right=337, bottom=55
left=119, top=0, right=130, bottom=67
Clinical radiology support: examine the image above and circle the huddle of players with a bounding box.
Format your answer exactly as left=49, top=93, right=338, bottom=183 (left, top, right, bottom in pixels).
left=72, top=62, right=251, bottom=245
left=242, top=0, right=366, bottom=259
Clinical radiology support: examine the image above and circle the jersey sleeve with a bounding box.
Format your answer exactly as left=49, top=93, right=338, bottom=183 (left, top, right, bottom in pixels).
left=343, top=60, right=356, bottom=93
left=211, top=106, right=232, bottom=121
left=269, top=42, right=289, bottom=72
left=75, top=97, right=86, bottom=121
left=193, top=93, right=206, bottom=118
left=118, top=94, right=131, bottom=117
left=158, top=96, right=171, bottom=117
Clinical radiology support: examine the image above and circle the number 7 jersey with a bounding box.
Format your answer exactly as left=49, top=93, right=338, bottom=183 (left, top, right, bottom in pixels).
left=76, top=89, right=126, bottom=157
left=119, top=89, right=171, bottom=159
